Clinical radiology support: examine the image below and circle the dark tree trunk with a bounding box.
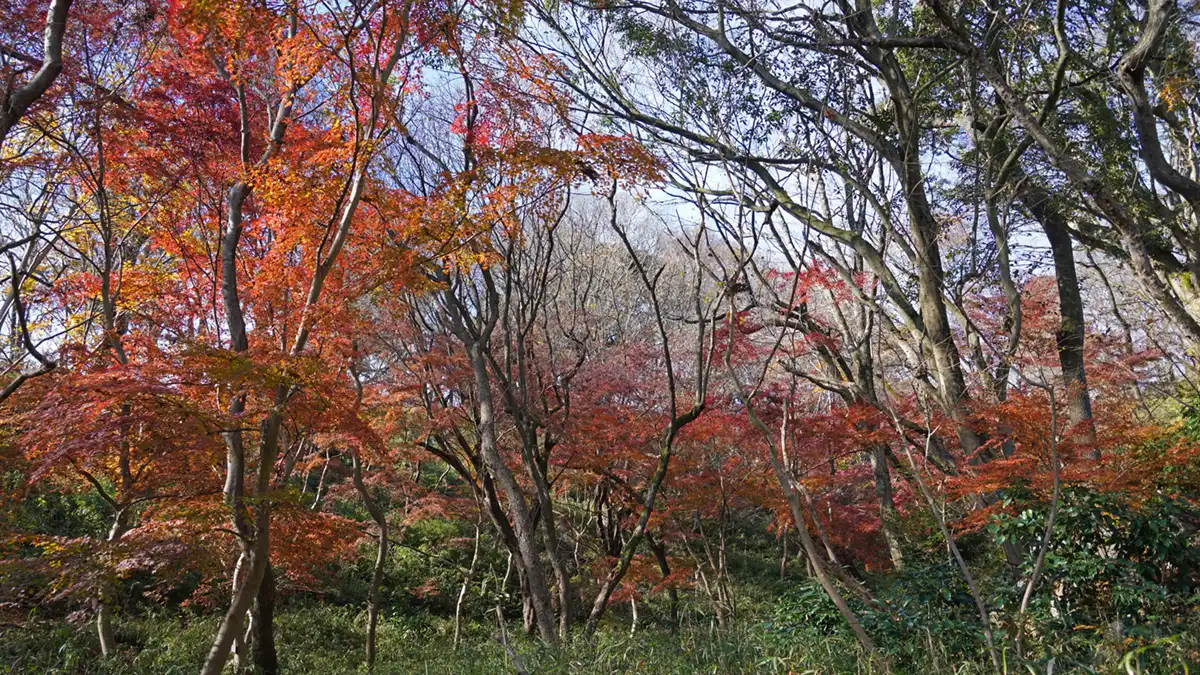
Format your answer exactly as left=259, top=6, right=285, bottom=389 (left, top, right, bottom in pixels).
left=251, top=561, right=279, bottom=675
left=364, top=521, right=387, bottom=670
left=1021, top=183, right=1096, bottom=453
left=519, top=567, right=536, bottom=635
left=647, top=534, right=678, bottom=631
left=870, top=445, right=904, bottom=569
left=457, top=332, right=557, bottom=642
left=351, top=451, right=389, bottom=671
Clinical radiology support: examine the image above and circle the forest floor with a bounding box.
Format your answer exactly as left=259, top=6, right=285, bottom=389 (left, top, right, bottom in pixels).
left=4, top=602, right=1196, bottom=674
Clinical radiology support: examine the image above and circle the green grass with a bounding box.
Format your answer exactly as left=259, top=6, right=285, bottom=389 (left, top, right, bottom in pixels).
left=3, top=602, right=1197, bottom=674
left=1, top=605, right=871, bottom=674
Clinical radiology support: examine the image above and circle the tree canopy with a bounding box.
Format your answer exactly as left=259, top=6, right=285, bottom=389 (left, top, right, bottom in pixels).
left=3, top=0, right=1200, bottom=672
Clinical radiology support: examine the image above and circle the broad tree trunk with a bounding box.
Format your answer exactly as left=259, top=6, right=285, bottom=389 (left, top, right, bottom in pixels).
left=874, top=30, right=984, bottom=459
left=441, top=272, right=558, bottom=644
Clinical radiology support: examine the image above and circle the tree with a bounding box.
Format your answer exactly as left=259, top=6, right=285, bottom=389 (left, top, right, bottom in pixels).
left=0, top=0, right=72, bottom=147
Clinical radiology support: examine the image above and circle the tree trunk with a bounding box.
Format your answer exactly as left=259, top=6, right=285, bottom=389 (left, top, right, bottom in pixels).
left=1020, top=182, right=1097, bottom=452
left=477, top=378, right=557, bottom=641
left=365, top=523, right=387, bottom=670
left=97, top=509, right=130, bottom=657
left=896, top=434, right=1003, bottom=672
left=0, top=0, right=73, bottom=146
left=453, top=524, right=481, bottom=650
left=311, top=448, right=331, bottom=510
left=520, top=569, right=536, bottom=636
left=202, top=406, right=284, bottom=675
left=351, top=451, right=390, bottom=670
left=456, top=328, right=556, bottom=642
left=647, top=535, right=678, bottom=631
left=779, top=525, right=789, bottom=580
left=583, top=407, right=701, bottom=634
left=524, top=442, right=572, bottom=637
left=728, top=356, right=877, bottom=654
left=200, top=524, right=271, bottom=675
left=945, top=8, right=1200, bottom=348
left=230, top=553, right=247, bottom=670
left=783, top=487, right=875, bottom=652
left=250, top=562, right=279, bottom=675
left=441, top=271, right=558, bottom=643
left=96, top=601, right=116, bottom=657
left=874, top=29, right=983, bottom=459
left=539, top=496, right=572, bottom=637
left=870, top=446, right=904, bottom=570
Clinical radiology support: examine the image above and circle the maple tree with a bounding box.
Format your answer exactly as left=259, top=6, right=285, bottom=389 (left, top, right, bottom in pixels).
left=2, top=0, right=1200, bottom=673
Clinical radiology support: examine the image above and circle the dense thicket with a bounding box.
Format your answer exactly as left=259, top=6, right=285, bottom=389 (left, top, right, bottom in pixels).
left=2, top=0, right=1200, bottom=672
